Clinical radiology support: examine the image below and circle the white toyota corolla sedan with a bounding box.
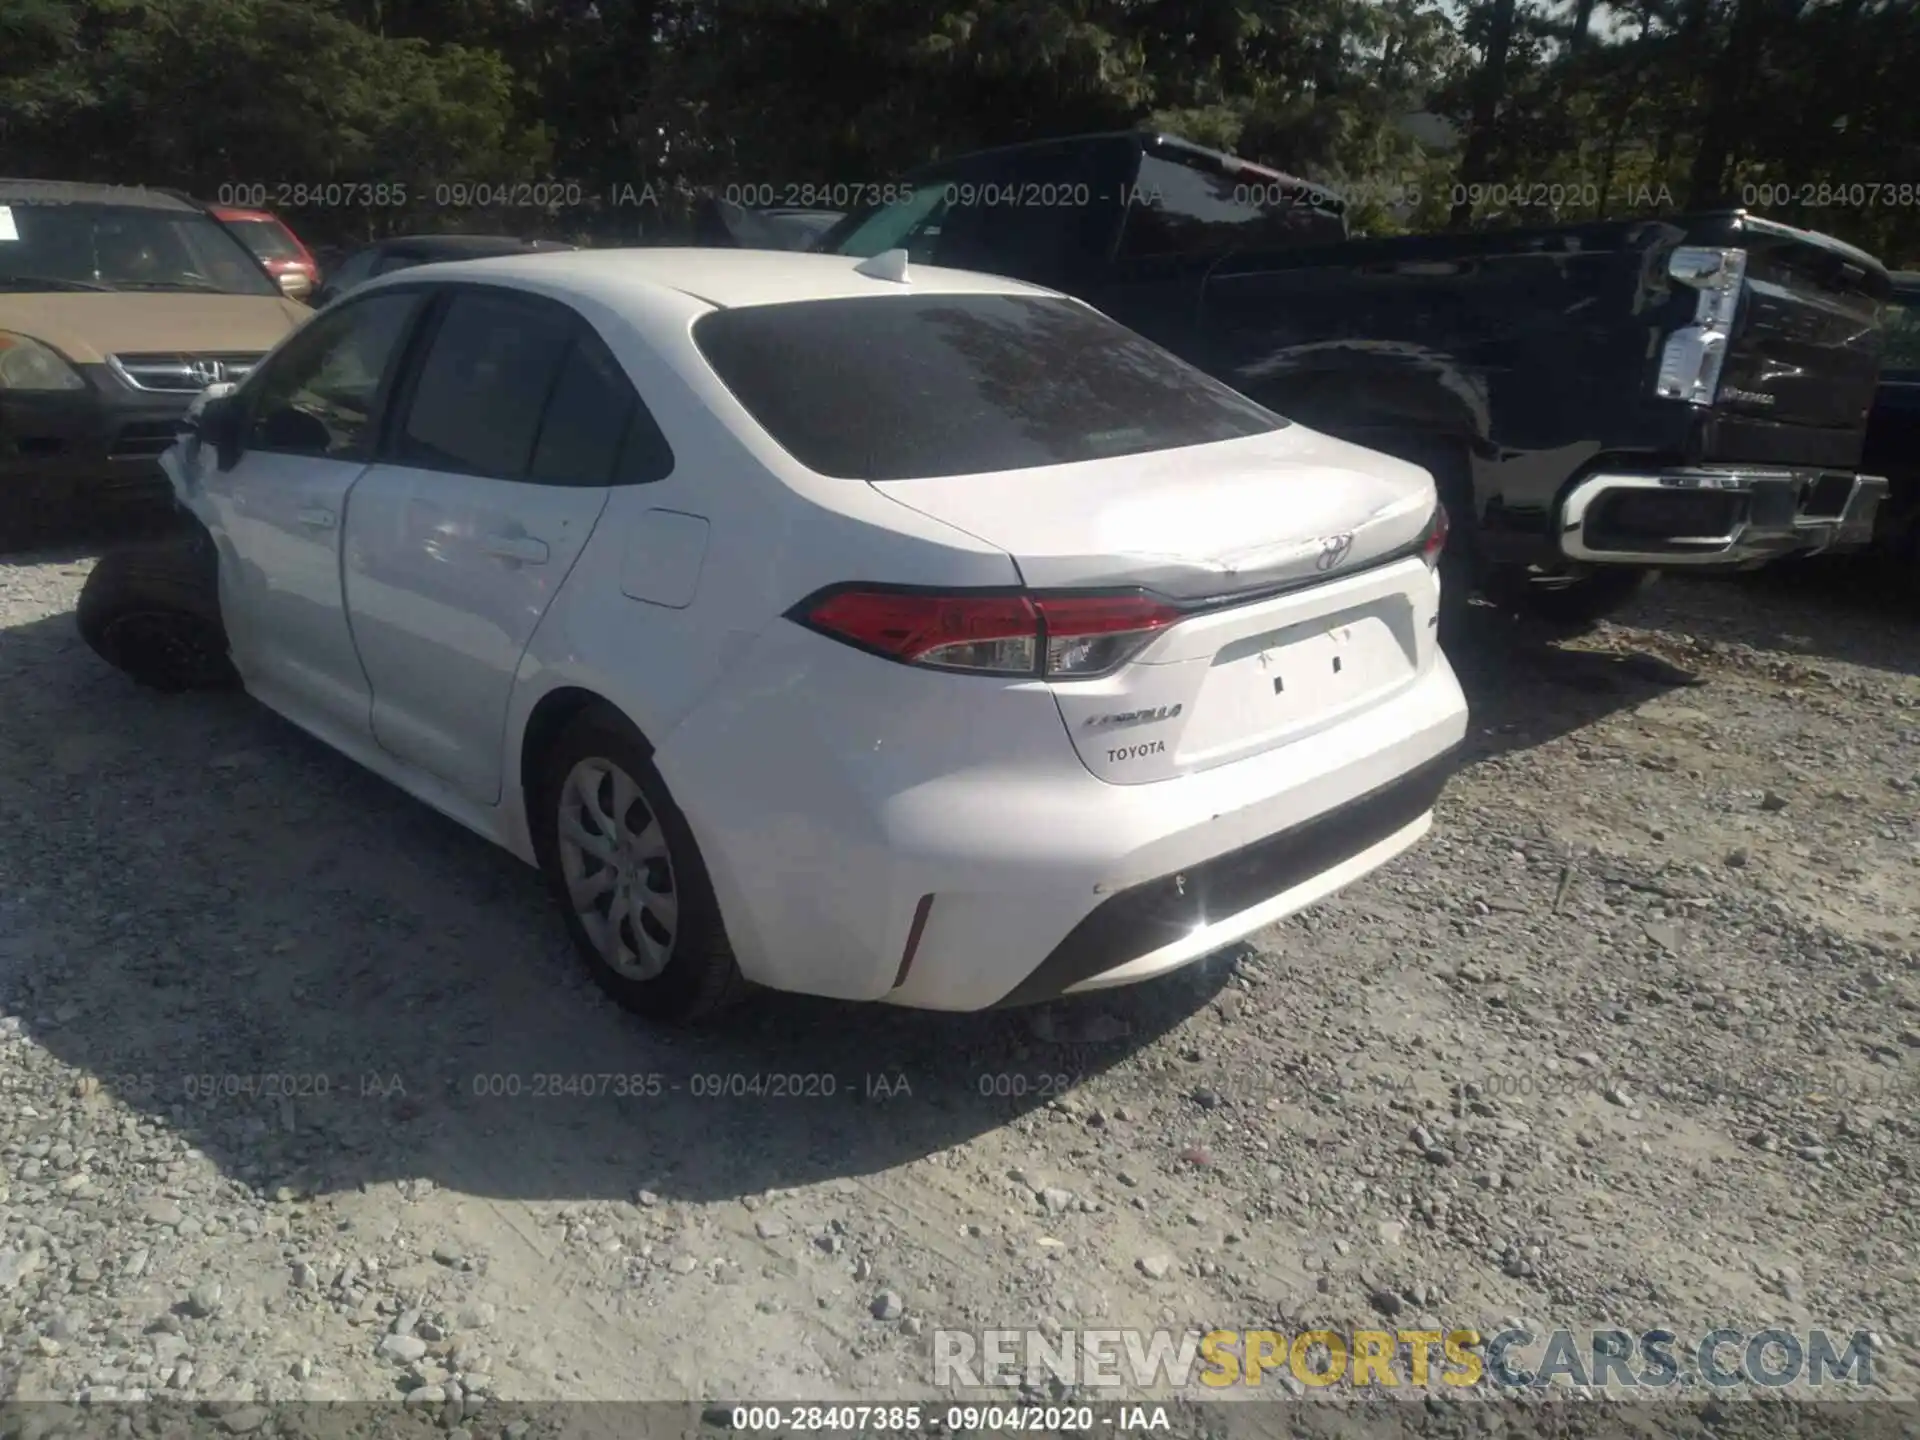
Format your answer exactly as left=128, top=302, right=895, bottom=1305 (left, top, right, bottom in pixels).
left=87, top=247, right=1469, bottom=1023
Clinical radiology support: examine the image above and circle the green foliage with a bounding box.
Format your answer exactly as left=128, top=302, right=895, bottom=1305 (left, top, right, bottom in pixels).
left=0, top=0, right=1914, bottom=262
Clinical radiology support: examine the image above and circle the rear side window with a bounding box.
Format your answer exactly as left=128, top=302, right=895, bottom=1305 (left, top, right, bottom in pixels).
left=528, top=330, right=676, bottom=486
left=693, top=293, right=1282, bottom=481
left=396, top=290, right=573, bottom=478
left=1120, top=155, right=1346, bottom=257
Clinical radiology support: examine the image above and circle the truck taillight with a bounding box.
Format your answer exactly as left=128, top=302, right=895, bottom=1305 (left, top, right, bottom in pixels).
left=794, top=587, right=1183, bottom=679
left=1656, top=245, right=1748, bottom=406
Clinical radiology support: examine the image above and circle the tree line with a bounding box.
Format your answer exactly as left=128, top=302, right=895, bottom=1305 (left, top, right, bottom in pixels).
left=2, top=0, right=1915, bottom=265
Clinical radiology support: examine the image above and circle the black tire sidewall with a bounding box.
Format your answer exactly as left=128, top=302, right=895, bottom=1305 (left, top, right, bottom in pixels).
left=532, top=710, right=737, bottom=1023
left=76, top=532, right=239, bottom=691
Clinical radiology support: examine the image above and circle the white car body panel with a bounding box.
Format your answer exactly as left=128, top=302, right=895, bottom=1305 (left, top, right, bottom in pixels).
left=158, top=247, right=1470, bottom=1011
left=871, top=425, right=1434, bottom=598
left=619, top=511, right=710, bottom=608
left=343, top=463, right=609, bottom=806
left=195, top=448, right=374, bottom=741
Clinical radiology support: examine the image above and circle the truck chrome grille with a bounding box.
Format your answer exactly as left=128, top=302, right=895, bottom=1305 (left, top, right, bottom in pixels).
left=108, top=352, right=263, bottom=393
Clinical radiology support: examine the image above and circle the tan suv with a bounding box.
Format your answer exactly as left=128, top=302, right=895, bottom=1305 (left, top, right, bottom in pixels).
left=1, top=180, right=311, bottom=550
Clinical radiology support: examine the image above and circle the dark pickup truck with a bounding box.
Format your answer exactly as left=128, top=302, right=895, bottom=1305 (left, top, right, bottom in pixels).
left=1862, top=271, right=1919, bottom=565
left=816, top=132, right=1893, bottom=626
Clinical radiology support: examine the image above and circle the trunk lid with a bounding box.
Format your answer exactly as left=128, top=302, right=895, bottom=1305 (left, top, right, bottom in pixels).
left=1703, top=214, right=1890, bottom=434
left=871, top=425, right=1443, bottom=784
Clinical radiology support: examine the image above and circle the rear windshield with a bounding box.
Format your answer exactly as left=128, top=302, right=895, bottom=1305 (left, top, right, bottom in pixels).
left=226, top=218, right=303, bottom=261
left=691, top=293, right=1283, bottom=481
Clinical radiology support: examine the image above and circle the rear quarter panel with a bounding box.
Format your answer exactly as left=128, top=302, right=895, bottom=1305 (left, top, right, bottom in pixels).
left=497, top=286, right=1023, bottom=870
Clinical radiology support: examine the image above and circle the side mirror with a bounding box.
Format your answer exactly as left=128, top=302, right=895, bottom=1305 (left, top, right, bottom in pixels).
left=277, top=271, right=313, bottom=302
left=184, top=388, right=244, bottom=468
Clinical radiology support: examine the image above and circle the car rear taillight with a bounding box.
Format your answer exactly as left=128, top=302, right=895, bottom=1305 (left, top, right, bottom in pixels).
left=1421, top=503, right=1449, bottom=568
left=795, top=587, right=1183, bottom=679
left=1034, top=595, right=1185, bottom=676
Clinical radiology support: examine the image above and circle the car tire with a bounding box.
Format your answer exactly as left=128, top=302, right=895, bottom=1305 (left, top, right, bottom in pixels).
left=532, top=707, right=747, bottom=1025
left=75, top=526, right=240, bottom=693
left=1479, top=563, right=1655, bottom=635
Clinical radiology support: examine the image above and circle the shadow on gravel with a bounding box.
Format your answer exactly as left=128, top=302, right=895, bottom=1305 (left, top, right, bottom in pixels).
left=0, top=590, right=1708, bottom=1211
left=1443, top=603, right=1703, bottom=762
left=0, top=605, right=1240, bottom=1212
left=1623, top=560, right=1920, bottom=679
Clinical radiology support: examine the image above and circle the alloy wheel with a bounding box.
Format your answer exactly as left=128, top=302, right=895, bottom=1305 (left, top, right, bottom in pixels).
left=555, top=757, right=679, bottom=981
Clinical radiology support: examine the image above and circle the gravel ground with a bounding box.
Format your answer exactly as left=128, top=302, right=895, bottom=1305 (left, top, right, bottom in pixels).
left=0, top=552, right=1916, bottom=1423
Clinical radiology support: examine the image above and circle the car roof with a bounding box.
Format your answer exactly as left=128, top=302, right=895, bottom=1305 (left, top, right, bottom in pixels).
left=380, top=246, right=1058, bottom=311
left=0, top=178, right=201, bottom=212
left=211, top=207, right=283, bottom=224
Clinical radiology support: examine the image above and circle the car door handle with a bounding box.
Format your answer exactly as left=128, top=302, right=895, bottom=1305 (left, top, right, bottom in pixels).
left=296, top=507, right=337, bottom=530
left=481, top=533, right=549, bottom=565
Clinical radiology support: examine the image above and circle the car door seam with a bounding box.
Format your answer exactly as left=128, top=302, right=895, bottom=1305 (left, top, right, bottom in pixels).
left=334, top=462, right=384, bottom=708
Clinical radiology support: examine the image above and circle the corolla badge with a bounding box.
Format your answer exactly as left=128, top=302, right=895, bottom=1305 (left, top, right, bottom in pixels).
left=1315, top=531, right=1356, bottom=571
left=1083, top=704, right=1183, bottom=729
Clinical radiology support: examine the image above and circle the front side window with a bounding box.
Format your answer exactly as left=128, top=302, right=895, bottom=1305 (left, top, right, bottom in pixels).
left=244, top=291, right=423, bottom=458
left=694, top=292, right=1283, bottom=481
left=394, top=290, right=573, bottom=479
left=0, top=200, right=278, bottom=295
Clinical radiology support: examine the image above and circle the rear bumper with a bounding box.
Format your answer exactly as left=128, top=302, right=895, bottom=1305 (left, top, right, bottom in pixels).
left=993, top=747, right=1456, bottom=1007
left=1557, top=467, right=1887, bottom=567
left=659, top=620, right=1469, bottom=1013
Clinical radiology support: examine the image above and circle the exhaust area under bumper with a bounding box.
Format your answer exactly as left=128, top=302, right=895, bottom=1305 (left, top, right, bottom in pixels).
left=1558, top=469, right=1888, bottom=568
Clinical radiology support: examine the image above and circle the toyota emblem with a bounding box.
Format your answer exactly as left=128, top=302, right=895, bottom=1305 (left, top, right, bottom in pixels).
left=188, top=359, right=224, bottom=388
left=1315, top=532, right=1355, bottom=572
